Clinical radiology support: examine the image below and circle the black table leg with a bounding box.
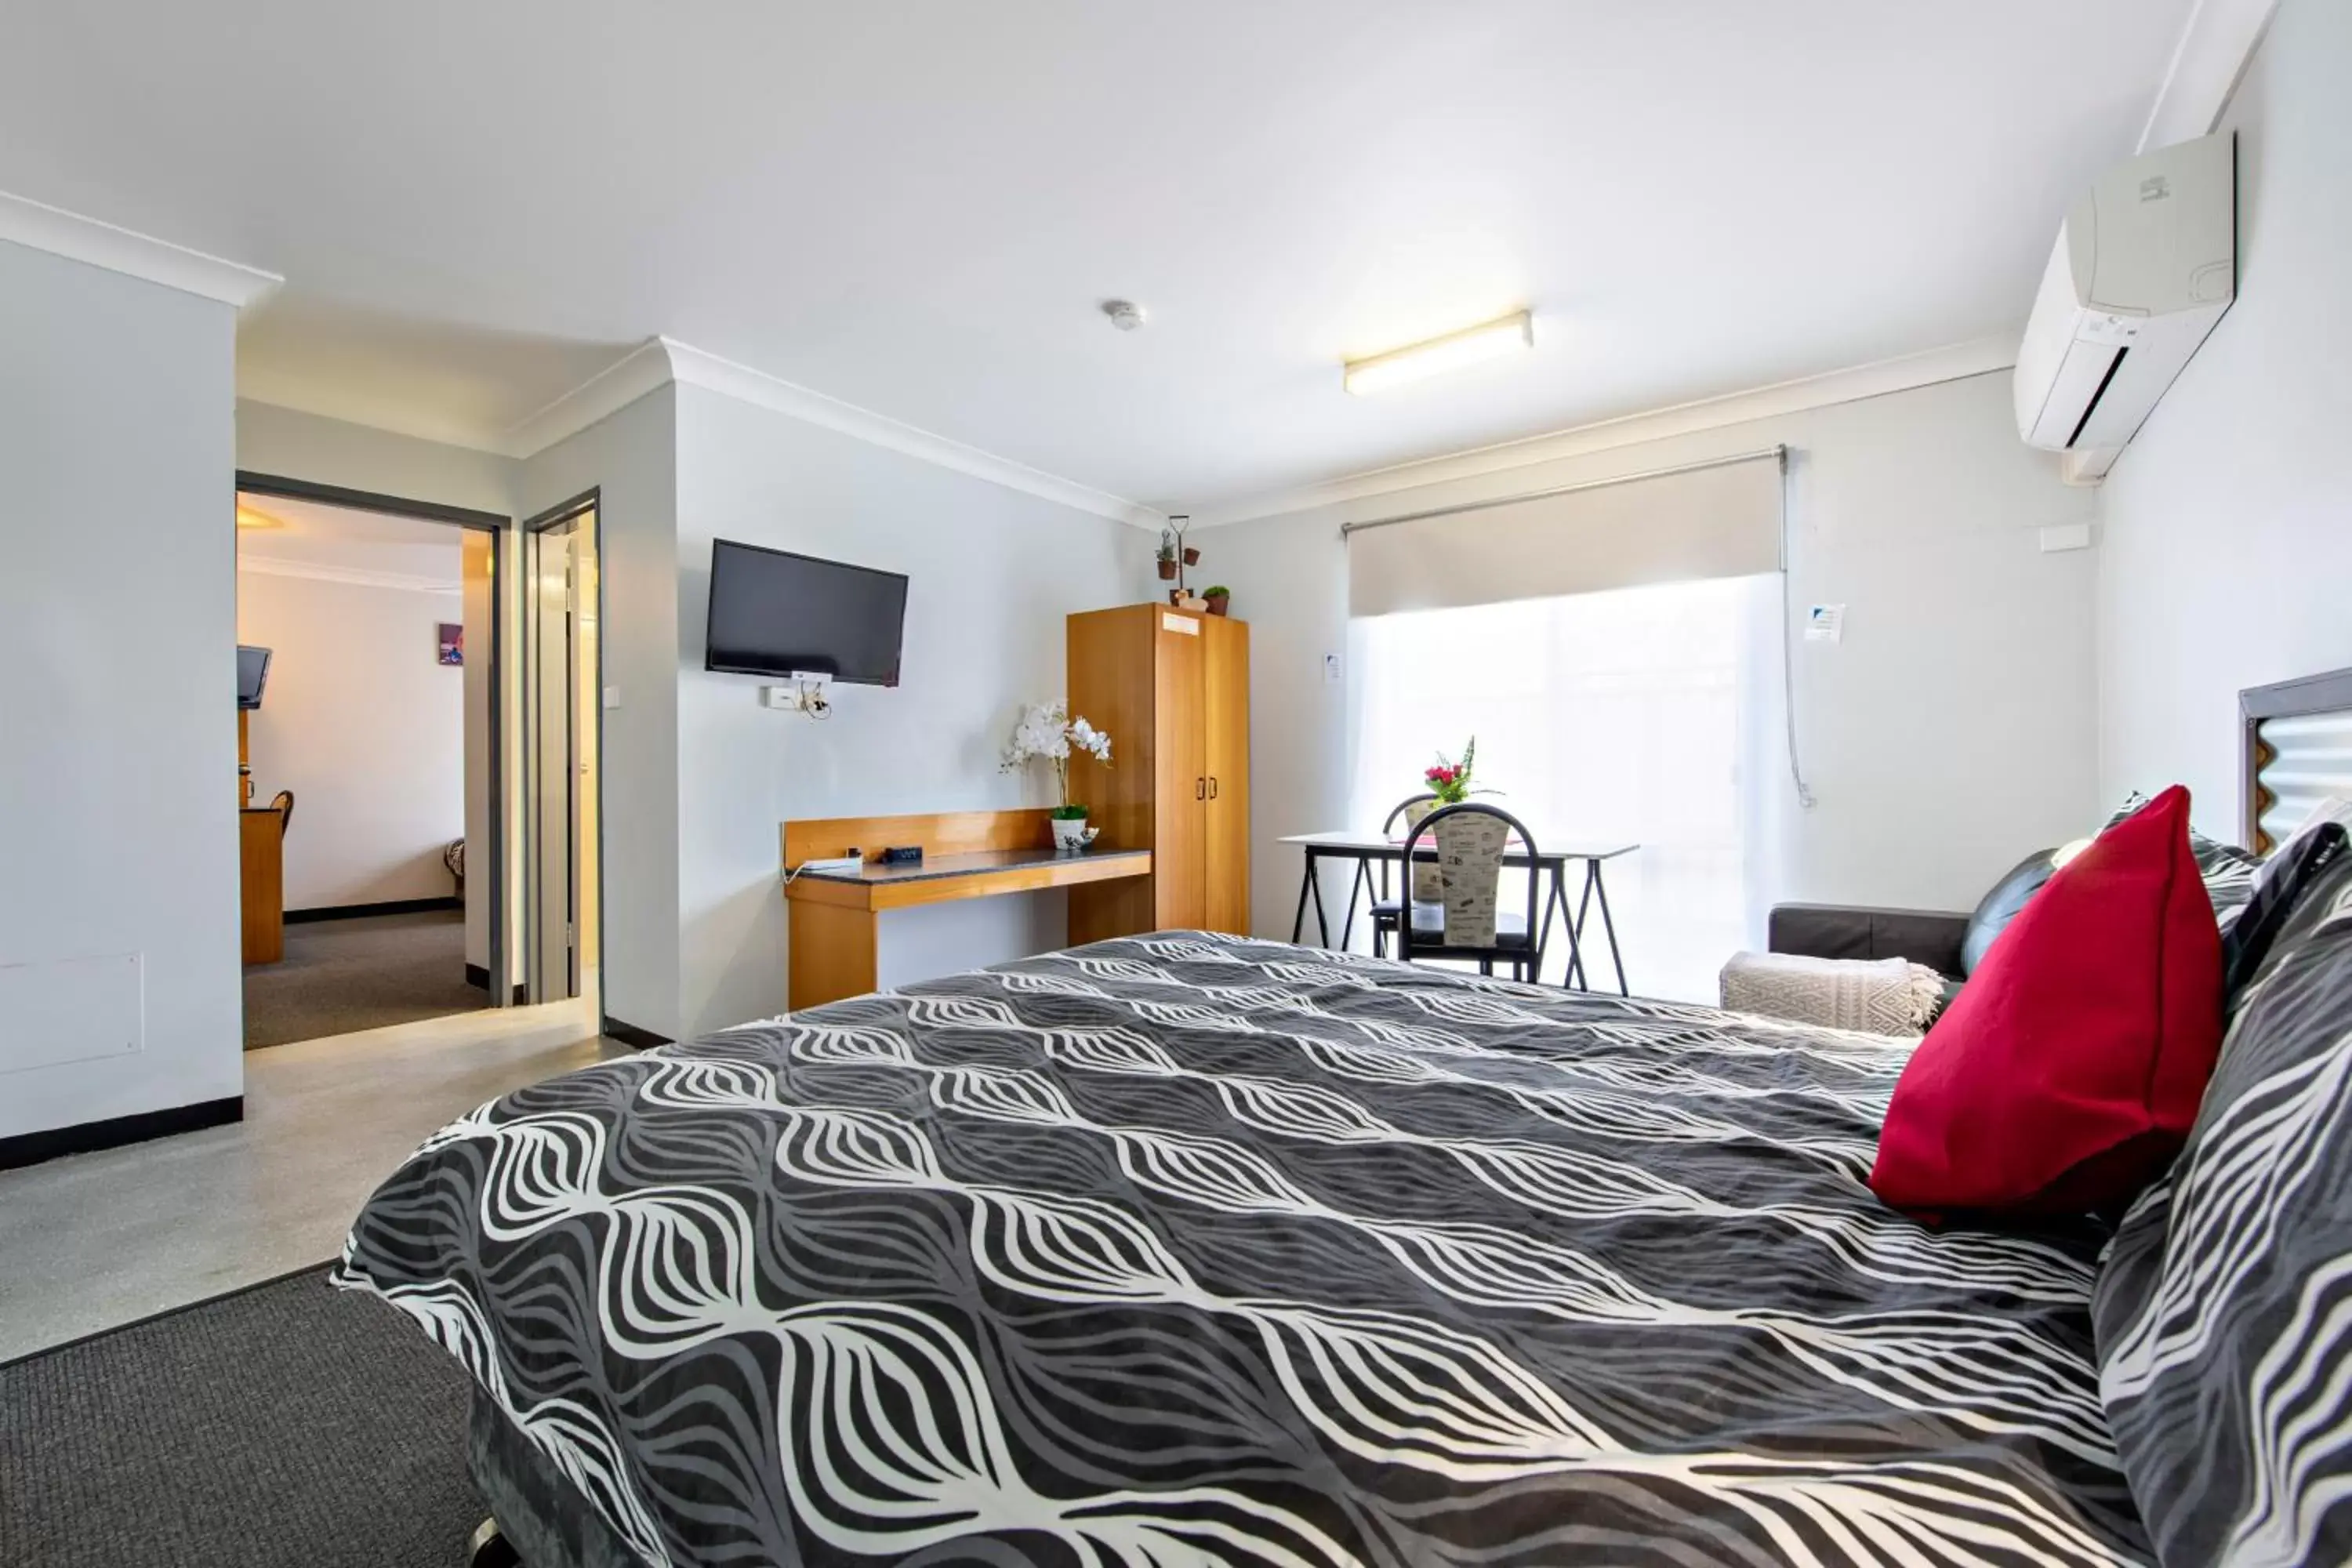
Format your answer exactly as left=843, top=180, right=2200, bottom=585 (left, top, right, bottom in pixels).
left=1290, top=851, right=1313, bottom=943
left=1534, top=863, right=1558, bottom=981
left=1546, top=866, right=1584, bottom=989
left=1308, top=850, right=1334, bottom=948
left=1589, top=860, right=1629, bottom=996
left=1338, top=858, right=1369, bottom=953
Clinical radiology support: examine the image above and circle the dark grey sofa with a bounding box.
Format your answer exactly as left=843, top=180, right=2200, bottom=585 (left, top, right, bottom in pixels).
left=1763, top=849, right=2067, bottom=1014
left=1766, top=903, right=1970, bottom=977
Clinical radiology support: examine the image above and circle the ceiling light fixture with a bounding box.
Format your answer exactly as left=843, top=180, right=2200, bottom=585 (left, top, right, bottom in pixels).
left=235, top=504, right=286, bottom=530
left=1343, top=309, right=1534, bottom=396
left=1102, top=299, right=1147, bottom=332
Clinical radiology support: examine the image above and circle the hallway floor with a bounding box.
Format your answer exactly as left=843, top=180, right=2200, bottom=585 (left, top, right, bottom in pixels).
left=242, top=908, right=485, bottom=1049
left=0, top=1000, right=628, bottom=1363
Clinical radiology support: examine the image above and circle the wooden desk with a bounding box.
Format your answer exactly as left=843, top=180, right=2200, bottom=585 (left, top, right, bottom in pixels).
left=240, top=807, right=285, bottom=964
left=780, top=811, right=1152, bottom=1011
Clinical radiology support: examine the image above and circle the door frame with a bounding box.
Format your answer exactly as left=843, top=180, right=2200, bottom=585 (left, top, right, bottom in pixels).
left=235, top=470, right=514, bottom=1004
left=520, top=490, right=605, bottom=1006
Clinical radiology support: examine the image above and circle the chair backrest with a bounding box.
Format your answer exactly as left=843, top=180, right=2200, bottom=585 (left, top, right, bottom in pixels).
left=1381, top=791, right=1440, bottom=902
left=1402, top=802, right=1541, bottom=954
left=270, top=789, right=294, bottom=837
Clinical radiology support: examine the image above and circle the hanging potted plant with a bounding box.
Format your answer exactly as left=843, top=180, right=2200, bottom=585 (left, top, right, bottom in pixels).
left=1156, top=529, right=1179, bottom=582
left=1000, top=702, right=1113, bottom=851
left=1203, top=585, right=1231, bottom=616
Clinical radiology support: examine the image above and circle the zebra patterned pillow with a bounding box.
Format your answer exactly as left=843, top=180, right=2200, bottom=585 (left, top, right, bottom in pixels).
left=2091, top=846, right=2352, bottom=1566
left=2103, top=790, right=2258, bottom=926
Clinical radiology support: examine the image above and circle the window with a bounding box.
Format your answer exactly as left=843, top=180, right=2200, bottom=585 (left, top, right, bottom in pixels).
left=1348, top=575, right=1777, bottom=1002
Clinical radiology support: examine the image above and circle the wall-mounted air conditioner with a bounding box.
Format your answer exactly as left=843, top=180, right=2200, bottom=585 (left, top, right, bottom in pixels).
left=2013, top=132, right=2235, bottom=485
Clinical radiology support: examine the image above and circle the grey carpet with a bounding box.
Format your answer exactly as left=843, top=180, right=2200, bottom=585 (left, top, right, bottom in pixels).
left=0, top=1265, right=485, bottom=1568
left=245, top=910, right=487, bottom=1050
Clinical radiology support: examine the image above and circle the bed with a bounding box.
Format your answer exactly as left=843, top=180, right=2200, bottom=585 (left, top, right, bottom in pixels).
left=337, top=931, right=2154, bottom=1567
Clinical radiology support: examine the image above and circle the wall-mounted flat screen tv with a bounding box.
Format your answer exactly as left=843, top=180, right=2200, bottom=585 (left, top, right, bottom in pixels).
left=704, top=539, right=909, bottom=687
left=237, top=644, right=273, bottom=710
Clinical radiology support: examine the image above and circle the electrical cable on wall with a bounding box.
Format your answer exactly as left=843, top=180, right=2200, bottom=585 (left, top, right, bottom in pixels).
left=1777, top=449, right=1817, bottom=810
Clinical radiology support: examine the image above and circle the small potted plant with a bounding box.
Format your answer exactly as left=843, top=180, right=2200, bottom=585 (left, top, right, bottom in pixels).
left=1181, top=544, right=1201, bottom=567
left=1000, top=702, right=1113, bottom=851
left=1406, top=738, right=1488, bottom=899
left=1425, top=736, right=1479, bottom=805
left=1156, top=529, right=1179, bottom=582
left=1203, top=585, right=1231, bottom=616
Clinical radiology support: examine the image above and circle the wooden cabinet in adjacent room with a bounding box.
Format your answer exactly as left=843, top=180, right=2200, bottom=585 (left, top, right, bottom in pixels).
left=1066, top=604, right=1250, bottom=941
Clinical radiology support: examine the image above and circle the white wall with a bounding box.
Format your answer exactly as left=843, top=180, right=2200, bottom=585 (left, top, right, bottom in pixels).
left=674, top=383, right=1152, bottom=1038
left=237, top=567, right=466, bottom=909
left=2097, top=0, right=2352, bottom=842
left=516, top=386, right=681, bottom=1035
left=1204, top=370, right=2103, bottom=950
left=0, top=239, right=241, bottom=1140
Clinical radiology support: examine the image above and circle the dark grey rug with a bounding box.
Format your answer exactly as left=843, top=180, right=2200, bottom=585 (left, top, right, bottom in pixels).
left=245, top=910, right=487, bottom=1050
left=0, top=1265, right=485, bottom=1568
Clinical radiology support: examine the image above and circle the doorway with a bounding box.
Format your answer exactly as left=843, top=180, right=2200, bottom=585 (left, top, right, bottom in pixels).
left=523, top=494, right=603, bottom=1007
left=233, top=474, right=510, bottom=1047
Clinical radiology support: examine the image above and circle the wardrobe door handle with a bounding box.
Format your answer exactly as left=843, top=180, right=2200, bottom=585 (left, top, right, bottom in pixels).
left=1196, top=776, right=1206, bottom=800
left=1208, top=776, right=1219, bottom=800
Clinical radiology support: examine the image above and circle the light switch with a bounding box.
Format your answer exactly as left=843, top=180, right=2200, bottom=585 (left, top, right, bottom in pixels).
left=602, top=686, right=622, bottom=709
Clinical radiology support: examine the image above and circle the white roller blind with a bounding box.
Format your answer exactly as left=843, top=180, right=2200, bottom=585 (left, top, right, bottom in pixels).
left=1346, top=449, right=1784, bottom=618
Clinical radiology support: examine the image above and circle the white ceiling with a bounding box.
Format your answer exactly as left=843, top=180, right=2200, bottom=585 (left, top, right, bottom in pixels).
left=3, top=2, right=2194, bottom=514
left=237, top=494, right=463, bottom=586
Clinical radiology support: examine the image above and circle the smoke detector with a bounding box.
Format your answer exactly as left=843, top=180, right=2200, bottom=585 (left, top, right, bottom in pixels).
left=1102, top=299, right=1147, bottom=332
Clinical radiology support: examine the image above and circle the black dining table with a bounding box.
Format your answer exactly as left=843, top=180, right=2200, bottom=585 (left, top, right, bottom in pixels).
left=1279, top=829, right=1639, bottom=994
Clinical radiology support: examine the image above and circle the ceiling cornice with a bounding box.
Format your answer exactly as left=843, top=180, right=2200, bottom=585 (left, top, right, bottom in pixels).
left=499, top=338, right=678, bottom=460
left=1185, top=335, right=2020, bottom=528
left=2137, top=0, right=2278, bottom=152
left=238, top=552, right=461, bottom=594
left=494, top=336, right=1164, bottom=528
left=654, top=338, right=1163, bottom=528
left=0, top=187, right=280, bottom=312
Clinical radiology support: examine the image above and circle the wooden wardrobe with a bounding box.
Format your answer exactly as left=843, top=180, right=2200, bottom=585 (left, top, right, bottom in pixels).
left=1066, top=604, right=1250, bottom=940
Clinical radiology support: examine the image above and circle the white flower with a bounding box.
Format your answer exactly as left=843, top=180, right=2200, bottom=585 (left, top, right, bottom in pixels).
left=999, top=701, right=1113, bottom=809
left=999, top=701, right=1073, bottom=768
left=1068, top=715, right=1112, bottom=764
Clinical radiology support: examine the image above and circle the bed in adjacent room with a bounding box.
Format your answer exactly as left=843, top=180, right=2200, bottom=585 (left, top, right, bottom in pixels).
left=340, top=928, right=2204, bottom=1567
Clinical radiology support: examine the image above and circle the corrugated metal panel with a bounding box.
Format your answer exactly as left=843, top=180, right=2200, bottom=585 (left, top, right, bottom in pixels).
left=2256, top=709, right=2352, bottom=849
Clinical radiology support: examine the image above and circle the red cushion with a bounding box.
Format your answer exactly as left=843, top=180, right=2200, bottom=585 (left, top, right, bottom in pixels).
left=1869, top=786, right=2223, bottom=1216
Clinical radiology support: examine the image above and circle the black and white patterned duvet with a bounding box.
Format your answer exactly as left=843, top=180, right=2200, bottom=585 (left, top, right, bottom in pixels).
left=336, top=933, right=2147, bottom=1566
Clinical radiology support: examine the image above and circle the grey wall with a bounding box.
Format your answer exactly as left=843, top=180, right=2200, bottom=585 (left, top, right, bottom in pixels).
left=674, top=384, right=1152, bottom=1039
left=1205, top=370, right=2103, bottom=946
left=516, top=387, right=681, bottom=1036
left=0, top=240, right=242, bottom=1139
left=235, top=399, right=517, bottom=517
left=2097, top=0, right=2352, bottom=841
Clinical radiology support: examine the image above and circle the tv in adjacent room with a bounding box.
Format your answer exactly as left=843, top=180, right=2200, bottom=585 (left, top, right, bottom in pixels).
left=704, top=539, right=909, bottom=687
left=236, top=644, right=273, bottom=710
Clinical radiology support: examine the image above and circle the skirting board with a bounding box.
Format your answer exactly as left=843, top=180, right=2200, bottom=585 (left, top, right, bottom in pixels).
left=285, top=896, right=461, bottom=924
left=463, top=963, right=528, bottom=1004
left=0, top=1095, right=243, bottom=1173
left=601, top=1016, right=671, bottom=1050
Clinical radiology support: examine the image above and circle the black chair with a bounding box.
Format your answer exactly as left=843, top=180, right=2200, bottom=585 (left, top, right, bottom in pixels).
left=1395, top=802, right=1546, bottom=982
left=1367, top=792, right=1437, bottom=958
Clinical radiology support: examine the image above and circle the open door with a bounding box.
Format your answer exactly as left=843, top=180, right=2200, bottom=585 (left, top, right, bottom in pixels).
left=524, top=499, right=601, bottom=1005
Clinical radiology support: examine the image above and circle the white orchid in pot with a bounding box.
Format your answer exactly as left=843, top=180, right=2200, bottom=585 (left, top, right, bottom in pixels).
left=1000, top=701, right=1112, bottom=851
